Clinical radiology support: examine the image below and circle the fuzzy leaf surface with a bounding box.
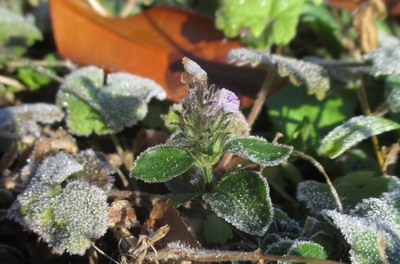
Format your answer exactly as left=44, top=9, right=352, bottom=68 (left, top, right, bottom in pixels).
left=284, top=241, right=328, bottom=262
left=227, top=48, right=330, bottom=100
left=0, top=103, right=64, bottom=137
left=131, top=145, right=195, bottom=182
left=388, top=88, right=400, bottom=113
left=363, top=45, right=400, bottom=77
left=56, top=66, right=166, bottom=135
left=0, top=7, right=42, bottom=43
left=297, top=171, right=393, bottom=214
left=223, top=136, right=293, bottom=167
left=202, top=170, right=273, bottom=236
left=323, top=185, right=400, bottom=264
left=320, top=115, right=400, bottom=158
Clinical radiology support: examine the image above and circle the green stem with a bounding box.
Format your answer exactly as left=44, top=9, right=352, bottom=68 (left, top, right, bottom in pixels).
left=202, top=166, right=213, bottom=190
left=110, top=133, right=124, bottom=160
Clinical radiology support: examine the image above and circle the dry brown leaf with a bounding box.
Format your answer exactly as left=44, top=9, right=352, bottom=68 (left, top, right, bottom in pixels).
left=109, top=200, right=139, bottom=228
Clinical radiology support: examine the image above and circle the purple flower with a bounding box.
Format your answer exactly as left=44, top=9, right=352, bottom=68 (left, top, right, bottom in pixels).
left=211, top=88, right=240, bottom=113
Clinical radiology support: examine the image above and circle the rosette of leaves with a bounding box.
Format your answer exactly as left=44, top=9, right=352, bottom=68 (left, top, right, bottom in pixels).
left=226, top=48, right=330, bottom=100
left=56, top=66, right=166, bottom=136
left=131, top=58, right=293, bottom=236
left=0, top=103, right=64, bottom=137
left=323, top=183, right=400, bottom=263
left=8, top=149, right=115, bottom=255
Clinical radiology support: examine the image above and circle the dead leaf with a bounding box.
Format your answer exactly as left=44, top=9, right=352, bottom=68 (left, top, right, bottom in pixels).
left=109, top=200, right=139, bottom=228
left=49, top=0, right=269, bottom=108
left=142, top=201, right=201, bottom=249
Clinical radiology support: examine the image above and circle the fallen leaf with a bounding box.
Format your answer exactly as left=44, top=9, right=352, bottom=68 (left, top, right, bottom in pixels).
left=49, top=0, right=270, bottom=108
left=109, top=200, right=139, bottom=228
left=142, top=201, right=201, bottom=249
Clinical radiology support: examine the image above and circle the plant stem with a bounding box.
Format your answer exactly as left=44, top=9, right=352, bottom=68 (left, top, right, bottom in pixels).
left=202, top=166, right=213, bottom=190
left=109, top=133, right=124, bottom=160
left=292, top=150, right=343, bottom=213
left=247, top=66, right=277, bottom=129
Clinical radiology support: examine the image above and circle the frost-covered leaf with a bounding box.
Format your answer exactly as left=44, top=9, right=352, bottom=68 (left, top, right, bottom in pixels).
left=227, top=48, right=330, bottom=100
left=388, top=88, right=400, bottom=113
left=8, top=150, right=115, bottom=255
left=320, top=115, right=400, bottom=158
left=0, top=103, right=64, bottom=137
left=202, top=213, right=233, bottom=245
left=363, top=45, right=400, bottom=77
left=0, top=7, right=42, bottom=44
left=323, top=187, right=400, bottom=263
left=297, top=171, right=393, bottom=214
left=56, top=66, right=166, bottom=136
left=130, top=145, right=195, bottom=183
left=223, top=136, right=293, bottom=167
left=202, top=170, right=273, bottom=236
left=283, top=241, right=328, bottom=263
left=215, top=0, right=305, bottom=45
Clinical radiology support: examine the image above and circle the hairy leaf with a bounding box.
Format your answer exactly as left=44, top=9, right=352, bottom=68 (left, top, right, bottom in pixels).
left=297, top=171, right=394, bottom=214
left=320, top=115, right=400, bottom=158
left=388, top=88, right=400, bottom=113
left=284, top=240, right=328, bottom=261
left=130, top=145, right=195, bottom=182
left=0, top=7, right=42, bottom=43
left=0, top=103, right=64, bottom=137
left=323, top=186, right=400, bottom=263
left=203, top=170, right=273, bottom=236
left=363, top=45, right=400, bottom=77
left=223, top=136, right=293, bottom=167
left=56, top=66, right=166, bottom=135
left=227, top=48, right=330, bottom=100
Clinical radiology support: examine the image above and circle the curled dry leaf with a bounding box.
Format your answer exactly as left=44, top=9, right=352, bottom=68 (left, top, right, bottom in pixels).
left=49, top=0, right=268, bottom=108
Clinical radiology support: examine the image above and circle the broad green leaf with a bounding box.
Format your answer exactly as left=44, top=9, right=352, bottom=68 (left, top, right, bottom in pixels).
left=202, top=213, right=233, bottom=245
left=297, top=171, right=393, bottom=214
left=227, top=48, right=330, bottom=100
left=323, top=186, right=400, bottom=263
left=215, top=0, right=305, bottom=46
left=0, top=103, right=64, bottom=137
left=320, top=115, right=400, bottom=158
left=131, top=145, right=195, bottom=182
left=0, top=7, right=42, bottom=44
left=223, top=136, right=293, bottom=167
left=363, top=45, right=400, bottom=77
left=202, top=170, right=273, bottom=236
left=56, top=66, right=166, bottom=136
left=284, top=241, right=328, bottom=263
left=266, top=82, right=356, bottom=145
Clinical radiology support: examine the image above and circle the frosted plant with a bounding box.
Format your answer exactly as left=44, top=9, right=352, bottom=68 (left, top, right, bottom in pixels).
left=8, top=150, right=114, bottom=255
left=131, top=57, right=293, bottom=236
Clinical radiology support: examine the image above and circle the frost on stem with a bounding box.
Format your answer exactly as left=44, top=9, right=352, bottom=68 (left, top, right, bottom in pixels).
left=8, top=150, right=114, bottom=255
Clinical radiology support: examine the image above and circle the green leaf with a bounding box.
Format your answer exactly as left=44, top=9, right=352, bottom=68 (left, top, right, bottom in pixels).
left=202, top=213, right=233, bottom=245
left=0, top=7, right=42, bottom=44
left=320, top=115, right=400, bottom=158
left=297, top=171, right=394, bottom=214
left=388, top=88, right=400, bottom=113
left=227, top=48, right=330, bottom=100
left=363, top=45, right=400, bottom=77
left=130, top=145, right=195, bottom=182
left=168, top=192, right=202, bottom=208
left=202, top=170, right=274, bottom=236
left=56, top=66, right=166, bottom=136
left=215, top=0, right=305, bottom=45
left=323, top=186, right=400, bottom=263
left=224, top=136, right=293, bottom=167
left=284, top=241, right=328, bottom=263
